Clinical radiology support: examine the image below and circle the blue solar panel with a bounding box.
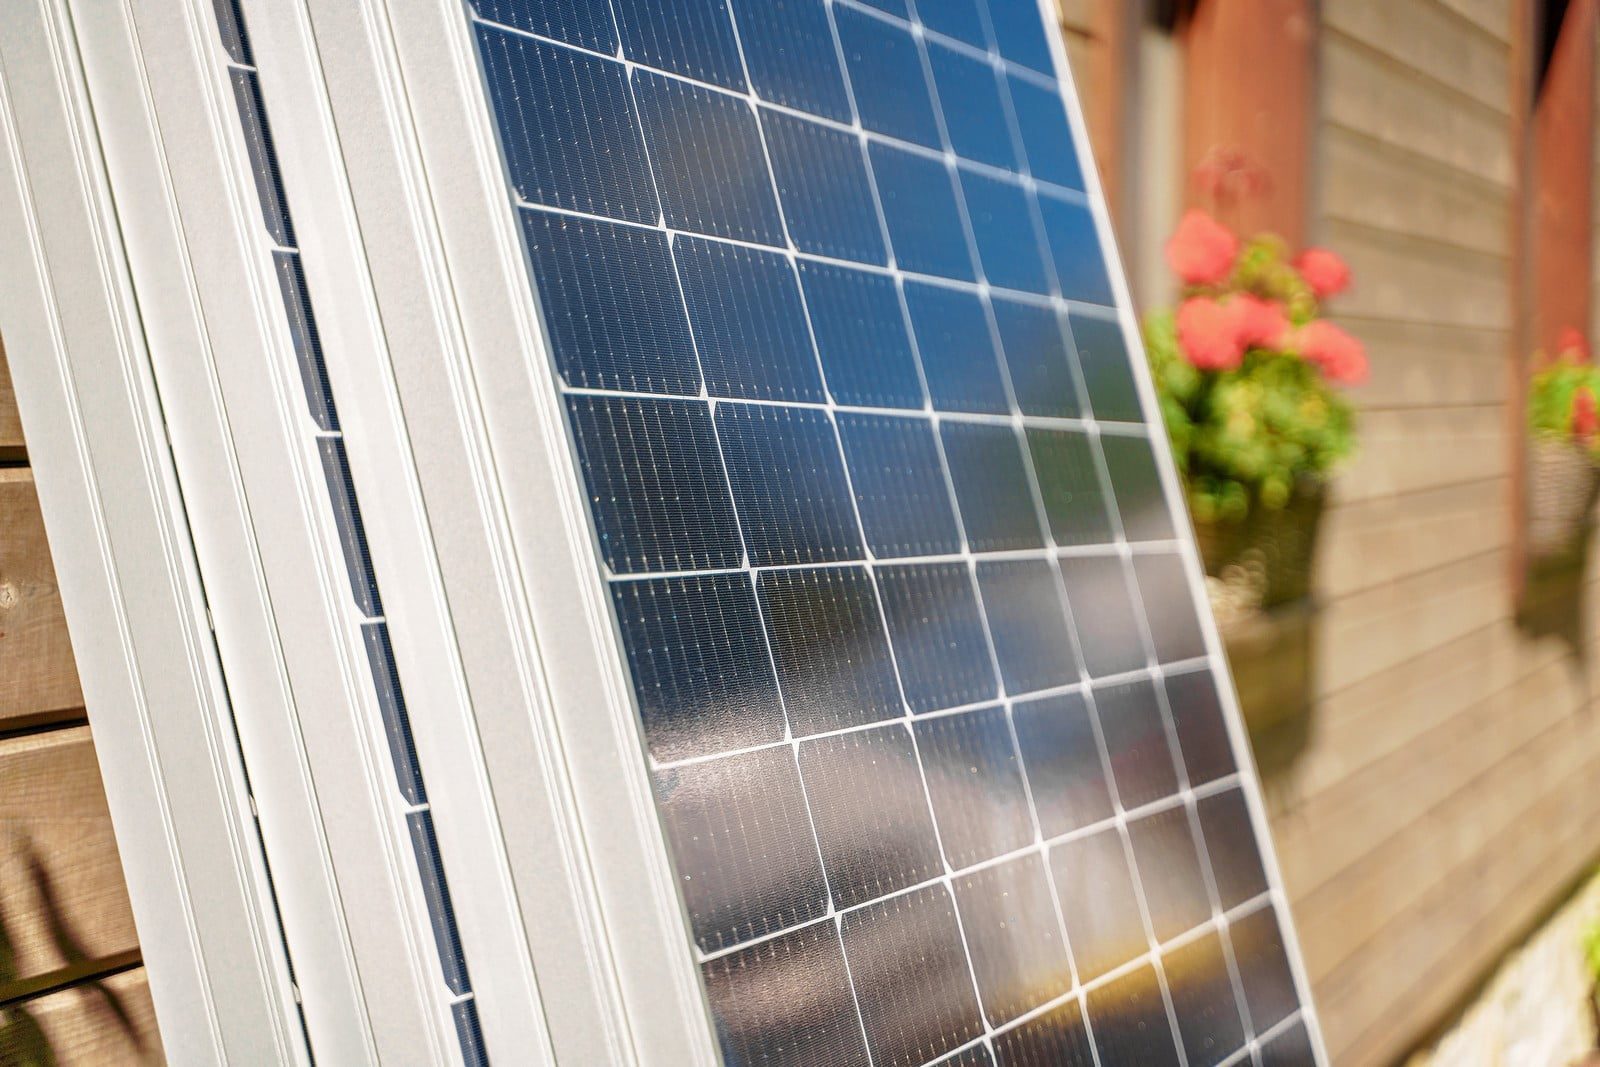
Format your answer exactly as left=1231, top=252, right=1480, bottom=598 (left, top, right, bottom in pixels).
left=523, top=211, right=700, bottom=394
left=940, top=421, right=1044, bottom=552
left=926, top=44, right=1016, bottom=171
left=903, top=282, right=1010, bottom=414
left=798, top=261, right=923, bottom=407
left=673, top=236, right=824, bottom=402
left=962, top=170, right=1052, bottom=294
left=738, top=0, right=853, bottom=122
left=992, top=296, right=1083, bottom=417
left=837, top=411, right=962, bottom=558
left=870, top=142, right=976, bottom=280
left=461, top=0, right=1314, bottom=1059
left=834, top=6, right=942, bottom=149
left=875, top=562, right=997, bottom=713
left=610, top=0, right=745, bottom=89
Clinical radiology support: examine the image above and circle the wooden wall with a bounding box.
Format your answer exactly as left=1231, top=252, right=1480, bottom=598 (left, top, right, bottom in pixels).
left=1058, top=2, right=1600, bottom=1063
left=0, top=346, right=162, bottom=1064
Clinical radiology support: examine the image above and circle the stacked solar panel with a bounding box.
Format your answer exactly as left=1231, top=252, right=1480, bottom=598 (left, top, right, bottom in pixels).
left=463, top=0, right=1311, bottom=1063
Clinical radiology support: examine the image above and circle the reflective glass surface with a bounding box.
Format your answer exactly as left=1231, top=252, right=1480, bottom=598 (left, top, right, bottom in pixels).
left=464, top=0, right=1311, bottom=1061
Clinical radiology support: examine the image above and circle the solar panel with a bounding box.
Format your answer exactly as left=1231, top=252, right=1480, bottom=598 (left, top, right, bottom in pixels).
left=462, top=0, right=1317, bottom=1063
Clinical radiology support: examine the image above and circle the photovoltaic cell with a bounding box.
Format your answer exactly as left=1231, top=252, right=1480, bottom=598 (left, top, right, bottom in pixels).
left=903, top=282, right=1010, bottom=414
left=926, top=44, right=1016, bottom=171
left=941, top=421, right=1044, bottom=553
left=756, top=566, right=904, bottom=734
left=799, top=725, right=943, bottom=908
left=715, top=403, right=864, bottom=566
left=870, top=142, right=977, bottom=281
left=913, top=706, right=1033, bottom=867
left=840, top=884, right=984, bottom=1066
left=1086, top=965, right=1183, bottom=1066
left=1164, top=931, right=1247, bottom=1066
left=799, top=261, right=923, bottom=407
left=876, top=562, right=997, bottom=713
left=522, top=211, right=700, bottom=394
left=962, top=170, right=1051, bottom=294
left=673, top=236, right=824, bottom=402
left=610, top=573, right=785, bottom=761
left=631, top=71, right=786, bottom=244
left=460, top=0, right=1314, bottom=1058
left=475, top=26, right=657, bottom=222
left=761, top=110, right=887, bottom=264
left=951, top=854, right=1073, bottom=1023
left=610, top=0, right=746, bottom=90
left=737, top=0, right=852, bottom=122
left=992, top=297, right=1082, bottom=418
left=834, top=6, right=942, bottom=149
left=837, top=412, right=963, bottom=558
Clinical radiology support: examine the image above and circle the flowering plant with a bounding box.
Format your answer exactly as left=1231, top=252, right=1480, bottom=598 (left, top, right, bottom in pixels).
left=1144, top=211, right=1366, bottom=524
left=1527, top=328, right=1600, bottom=460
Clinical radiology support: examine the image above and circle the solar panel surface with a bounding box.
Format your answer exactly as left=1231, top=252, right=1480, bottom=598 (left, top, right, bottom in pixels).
left=462, top=0, right=1315, bottom=1062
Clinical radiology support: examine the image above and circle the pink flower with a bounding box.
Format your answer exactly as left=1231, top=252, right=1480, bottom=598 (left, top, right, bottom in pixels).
left=1228, top=294, right=1290, bottom=350
left=1177, top=297, right=1246, bottom=371
left=1165, top=211, right=1239, bottom=287
left=1298, top=320, right=1368, bottom=385
left=1295, top=248, right=1352, bottom=299
left=1574, top=388, right=1598, bottom=440
left=1557, top=327, right=1590, bottom=362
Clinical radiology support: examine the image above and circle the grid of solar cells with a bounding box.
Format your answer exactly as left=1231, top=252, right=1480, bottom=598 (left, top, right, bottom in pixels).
left=212, top=3, right=486, bottom=1062
left=464, top=0, right=1312, bottom=1063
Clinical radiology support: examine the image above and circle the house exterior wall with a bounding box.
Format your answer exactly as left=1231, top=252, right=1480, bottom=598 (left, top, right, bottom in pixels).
left=1063, top=2, right=1600, bottom=1063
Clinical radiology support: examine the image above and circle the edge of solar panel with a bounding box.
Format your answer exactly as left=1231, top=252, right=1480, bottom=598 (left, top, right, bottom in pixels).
left=210, top=4, right=485, bottom=1061
left=455, top=0, right=1321, bottom=1063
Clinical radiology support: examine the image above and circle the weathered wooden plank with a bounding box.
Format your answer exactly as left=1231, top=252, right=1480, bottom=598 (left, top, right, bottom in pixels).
left=1332, top=315, right=1508, bottom=411
left=1310, top=741, right=1600, bottom=1065
left=1330, top=404, right=1508, bottom=503
left=1323, top=35, right=1512, bottom=187
left=1055, top=0, right=1092, bottom=35
left=1433, top=0, right=1513, bottom=43
left=1323, top=0, right=1509, bottom=113
left=1313, top=548, right=1507, bottom=696
left=1326, top=220, right=1510, bottom=331
left=1288, top=688, right=1597, bottom=986
left=6, top=966, right=163, bottom=1065
left=0, top=727, right=139, bottom=994
left=1317, top=477, right=1507, bottom=599
left=0, top=469, right=83, bottom=728
left=1322, top=126, right=1510, bottom=260
left=1273, top=646, right=1577, bottom=902
left=0, top=343, right=22, bottom=461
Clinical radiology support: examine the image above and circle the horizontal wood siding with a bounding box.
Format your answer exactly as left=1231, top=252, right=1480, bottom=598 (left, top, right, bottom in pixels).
left=0, top=345, right=157, bottom=1063
left=1270, top=2, right=1600, bottom=1063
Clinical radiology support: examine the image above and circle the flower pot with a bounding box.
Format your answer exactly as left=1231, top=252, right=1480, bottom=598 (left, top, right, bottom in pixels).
left=1193, top=483, right=1326, bottom=615
left=1526, top=437, right=1600, bottom=565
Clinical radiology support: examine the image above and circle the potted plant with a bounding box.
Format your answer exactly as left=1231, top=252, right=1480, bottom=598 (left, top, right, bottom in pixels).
left=1144, top=210, right=1366, bottom=619
left=1525, top=330, right=1600, bottom=566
